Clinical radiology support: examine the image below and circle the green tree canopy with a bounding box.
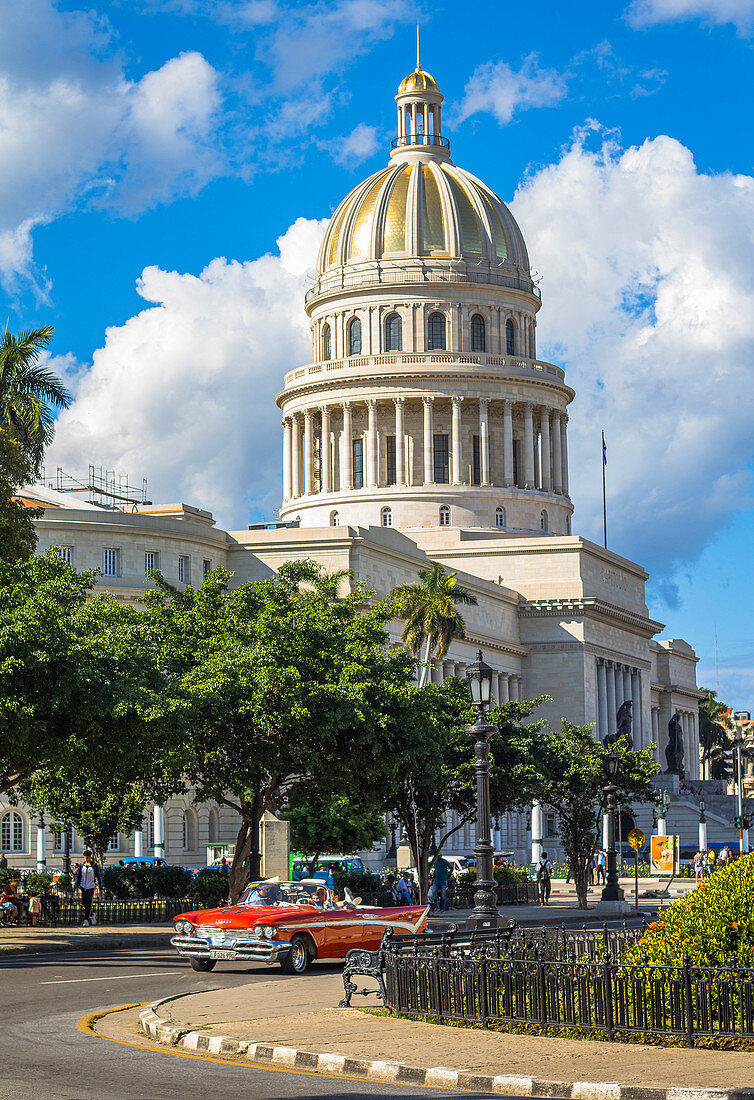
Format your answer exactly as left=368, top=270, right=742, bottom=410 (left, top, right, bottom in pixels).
left=284, top=790, right=387, bottom=870
left=392, top=562, right=477, bottom=687
left=0, top=326, right=70, bottom=472
left=143, top=560, right=416, bottom=902
left=522, top=722, right=659, bottom=908
left=699, top=688, right=734, bottom=780
left=0, top=428, right=38, bottom=562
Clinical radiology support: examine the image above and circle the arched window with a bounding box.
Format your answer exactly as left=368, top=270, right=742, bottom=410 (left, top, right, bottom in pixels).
left=381, top=507, right=392, bottom=528
left=385, top=312, right=402, bottom=352
left=505, top=318, right=515, bottom=356
left=495, top=506, right=505, bottom=528
left=347, top=316, right=362, bottom=356
left=330, top=510, right=340, bottom=527
left=439, top=505, right=451, bottom=527
left=427, top=311, right=446, bottom=351
left=322, top=323, right=331, bottom=361
left=471, top=313, right=486, bottom=352
left=540, top=509, right=548, bottom=532
left=182, top=811, right=197, bottom=850
left=1, top=811, right=24, bottom=852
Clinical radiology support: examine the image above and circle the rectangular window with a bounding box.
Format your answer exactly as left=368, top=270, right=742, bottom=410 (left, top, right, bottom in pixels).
left=433, top=434, right=449, bottom=484
left=102, top=548, right=119, bottom=577
left=385, top=435, right=396, bottom=486
left=178, top=555, right=189, bottom=584
left=472, top=435, right=481, bottom=486
left=57, top=546, right=73, bottom=565
left=108, top=834, right=119, bottom=851
left=53, top=829, right=73, bottom=852
left=352, top=437, right=364, bottom=489
left=145, top=550, right=159, bottom=575
left=545, top=813, right=557, bottom=838
left=203, top=559, right=211, bottom=580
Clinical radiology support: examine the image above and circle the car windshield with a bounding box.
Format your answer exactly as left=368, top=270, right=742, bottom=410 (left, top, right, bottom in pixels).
left=239, top=881, right=326, bottom=907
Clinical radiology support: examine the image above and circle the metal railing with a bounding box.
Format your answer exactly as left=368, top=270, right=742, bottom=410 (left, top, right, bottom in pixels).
left=39, top=896, right=203, bottom=927
left=390, top=135, right=450, bottom=151
left=383, top=925, right=754, bottom=1045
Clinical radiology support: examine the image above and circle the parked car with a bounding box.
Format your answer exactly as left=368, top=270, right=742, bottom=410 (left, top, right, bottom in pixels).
left=289, top=855, right=367, bottom=881
left=171, top=878, right=429, bottom=974
left=114, top=856, right=169, bottom=868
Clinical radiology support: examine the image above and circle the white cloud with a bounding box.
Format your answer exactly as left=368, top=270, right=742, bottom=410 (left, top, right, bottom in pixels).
left=627, top=0, right=754, bottom=33
left=511, top=130, right=754, bottom=580
left=328, top=122, right=381, bottom=167
left=0, top=0, right=223, bottom=292
left=456, top=55, right=568, bottom=126
left=46, top=218, right=327, bottom=524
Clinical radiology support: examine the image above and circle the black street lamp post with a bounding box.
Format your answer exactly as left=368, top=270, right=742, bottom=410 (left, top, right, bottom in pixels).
left=465, top=650, right=500, bottom=929
left=601, top=750, right=625, bottom=903
left=385, top=822, right=398, bottom=864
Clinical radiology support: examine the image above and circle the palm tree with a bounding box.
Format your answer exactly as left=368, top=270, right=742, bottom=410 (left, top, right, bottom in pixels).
left=699, top=688, right=733, bottom=780
left=0, top=325, right=70, bottom=472
left=392, top=561, right=477, bottom=687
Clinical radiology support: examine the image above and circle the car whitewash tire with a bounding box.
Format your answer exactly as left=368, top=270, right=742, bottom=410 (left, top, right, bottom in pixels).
left=189, top=958, right=216, bottom=972
left=281, top=934, right=311, bottom=974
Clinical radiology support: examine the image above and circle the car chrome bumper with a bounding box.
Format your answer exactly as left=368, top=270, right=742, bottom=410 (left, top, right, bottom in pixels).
left=171, top=934, right=292, bottom=964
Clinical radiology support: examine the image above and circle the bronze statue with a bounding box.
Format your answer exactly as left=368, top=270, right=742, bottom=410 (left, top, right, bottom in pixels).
left=664, top=711, right=685, bottom=774
left=602, top=699, right=633, bottom=751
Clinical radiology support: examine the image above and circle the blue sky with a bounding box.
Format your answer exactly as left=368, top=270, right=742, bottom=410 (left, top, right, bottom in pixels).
left=2, top=0, right=753, bottom=707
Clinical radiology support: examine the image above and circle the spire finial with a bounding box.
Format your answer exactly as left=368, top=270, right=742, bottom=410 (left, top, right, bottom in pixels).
left=416, top=24, right=421, bottom=70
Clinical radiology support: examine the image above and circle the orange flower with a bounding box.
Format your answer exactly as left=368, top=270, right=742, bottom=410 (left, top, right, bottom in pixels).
left=732, top=921, right=739, bottom=929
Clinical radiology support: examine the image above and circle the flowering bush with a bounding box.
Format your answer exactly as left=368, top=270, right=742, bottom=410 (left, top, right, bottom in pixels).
left=623, top=853, right=754, bottom=967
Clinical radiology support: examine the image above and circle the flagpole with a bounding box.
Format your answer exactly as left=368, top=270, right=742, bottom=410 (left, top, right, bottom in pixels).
left=601, top=429, right=607, bottom=550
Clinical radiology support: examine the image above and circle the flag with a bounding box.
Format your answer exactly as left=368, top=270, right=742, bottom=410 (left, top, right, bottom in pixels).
left=602, top=432, right=607, bottom=466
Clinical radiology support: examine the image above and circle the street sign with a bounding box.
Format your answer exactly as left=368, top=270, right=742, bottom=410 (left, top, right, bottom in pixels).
left=628, top=829, right=645, bottom=851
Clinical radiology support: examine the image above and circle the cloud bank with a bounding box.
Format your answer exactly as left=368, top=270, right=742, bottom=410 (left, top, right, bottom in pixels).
left=456, top=55, right=568, bottom=126
left=627, top=0, right=754, bottom=33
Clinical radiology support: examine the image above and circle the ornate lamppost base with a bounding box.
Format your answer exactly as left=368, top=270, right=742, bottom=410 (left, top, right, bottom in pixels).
left=465, top=882, right=501, bottom=930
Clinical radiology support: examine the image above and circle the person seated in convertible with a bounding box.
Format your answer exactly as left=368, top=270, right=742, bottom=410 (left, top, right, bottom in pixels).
left=246, top=883, right=282, bottom=906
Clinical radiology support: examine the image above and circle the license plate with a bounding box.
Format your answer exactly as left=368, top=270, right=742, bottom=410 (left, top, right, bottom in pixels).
left=209, top=949, right=236, bottom=960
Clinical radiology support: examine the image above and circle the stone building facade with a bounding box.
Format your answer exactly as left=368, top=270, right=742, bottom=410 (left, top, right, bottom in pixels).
left=4, top=55, right=715, bottom=870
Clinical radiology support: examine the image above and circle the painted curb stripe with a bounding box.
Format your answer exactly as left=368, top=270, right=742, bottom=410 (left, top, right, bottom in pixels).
left=139, top=1003, right=754, bottom=1099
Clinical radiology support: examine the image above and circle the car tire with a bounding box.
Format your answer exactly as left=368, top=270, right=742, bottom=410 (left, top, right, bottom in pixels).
left=280, top=934, right=311, bottom=974
left=189, top=957, right=216, bottom=972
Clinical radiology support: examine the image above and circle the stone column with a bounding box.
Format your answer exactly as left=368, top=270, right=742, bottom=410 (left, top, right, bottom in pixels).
left=340, top=402, right=353, bottom=490
left=304, top=409, right=315, bottom=495
left=451, top=396, right=463, bottom=484
left=540, top=407, right=552, bottom=491
left=499, top=674, right=510, bottom=703
left=622, top=667, right=632, bottom=711
left=523, top=403, right=535, bottom=489
left=282, top=418, right=292, bottom=501
left=133, top=829, right=143, bottom=858
left=395, top=397, right=405, bottom=486
left=531, top=801, right=543, bottom=865
left=503, top=400, right=514, bottom=487
left=561, top=414, right=570, bottom=497
left=631, top=670, right=642, bottom=747
left=479, top=398, right=490, bottom=485
left=597, top=659, right=608, bottom=742
left=320, top=406, right=331, bottom=493
left=423, top=396, right=434, bottom=484
left=366, top=399, right=378, bottom=488
left=153, top=805, right=165, bottom=861
left=606, top=662, right=617, bottom=738
left=36, top=816, right=46, bottom=871
left=552, top=411, right=563, bottom=494
left=534, top=420, right=541, bottom=489
left=490, top=673, right=499, bottom=705
left=290, top=413, right=301, bottom=498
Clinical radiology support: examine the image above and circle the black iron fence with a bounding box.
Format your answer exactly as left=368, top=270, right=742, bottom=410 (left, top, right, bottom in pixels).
left=356, top=882, right=537, bottom=910
left=40, top=896, right=201, bottom=927
left=383, top=926, right=754, bottom=1046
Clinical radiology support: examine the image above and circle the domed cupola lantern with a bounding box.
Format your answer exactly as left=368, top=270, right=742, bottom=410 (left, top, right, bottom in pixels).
left=392, top=29, right=450, bottom=163
left=276, top=38, right=575, bottom=540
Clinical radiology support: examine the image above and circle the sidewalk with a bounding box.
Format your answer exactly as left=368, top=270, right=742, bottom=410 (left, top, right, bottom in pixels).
left=140, top=971, right=754, bottom=1095
left=0, top=922, right=173, bottom=956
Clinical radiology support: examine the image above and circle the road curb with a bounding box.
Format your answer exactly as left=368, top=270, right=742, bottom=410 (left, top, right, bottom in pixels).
left=0, top=930, right=170, bottom=956
left=138, top=1000, right=754, bottom=1099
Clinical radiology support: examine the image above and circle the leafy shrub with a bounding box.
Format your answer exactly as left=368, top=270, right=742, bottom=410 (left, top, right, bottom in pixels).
left=332, top=870, right=382, bottom=895
left=191, top=869, right=229, bottom=908
left=0, top=868, right=19, bottom=888
left=102, top=864, right=194, bottom=899
left=494, top=864, right=530, bottom=885
left=23, top=871, right=53, bottom=894
left=623, top=853, right=754, bottom=967
left=455, top=868, right=477, bottom=889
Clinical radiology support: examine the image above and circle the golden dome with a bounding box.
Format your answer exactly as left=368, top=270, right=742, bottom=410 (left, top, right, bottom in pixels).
left=397, top=67, right=440, bottom=94
left=315, top=160, right=530, bottom=276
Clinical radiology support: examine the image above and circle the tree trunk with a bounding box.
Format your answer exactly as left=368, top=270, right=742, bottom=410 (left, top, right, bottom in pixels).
left=249, top=796, right=264, bottom=882
left=574, top=862, right=589, bottom=909
left=228, top=818, right=251, bottom=904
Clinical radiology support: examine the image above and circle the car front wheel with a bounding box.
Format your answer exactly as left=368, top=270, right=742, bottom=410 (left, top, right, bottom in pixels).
left=189, top=957, right=216, bottom=972
left=280, top=934, right=311, bottom=974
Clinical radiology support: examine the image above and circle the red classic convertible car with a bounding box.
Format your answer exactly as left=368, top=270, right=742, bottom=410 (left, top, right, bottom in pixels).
left=171, top=879, right=429, bottom=974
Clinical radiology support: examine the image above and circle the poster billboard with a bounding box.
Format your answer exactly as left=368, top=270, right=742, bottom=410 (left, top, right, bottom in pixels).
left=650, top=834, right=678, bottom=875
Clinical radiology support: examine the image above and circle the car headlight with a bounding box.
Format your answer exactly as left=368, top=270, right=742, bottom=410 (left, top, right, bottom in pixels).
left=174, top=920, right=185, bottom=933
left=253, top=924, right=264, bottom=937
left=264, top=926, right=275, bottom=939
left=175, top=920, right=193, bottom=934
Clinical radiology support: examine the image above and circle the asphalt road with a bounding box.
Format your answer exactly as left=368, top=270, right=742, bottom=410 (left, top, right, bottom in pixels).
left=1, top=945, right=501, bottom=1099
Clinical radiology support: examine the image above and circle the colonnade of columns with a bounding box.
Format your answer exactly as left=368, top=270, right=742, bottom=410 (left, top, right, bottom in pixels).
left=595, top=656, right=643, bottom=746
left=425, top=656, right=523, bottom=701
left=651, top=705, right=698, bottom=778
left=282, top=397, right=569, bottom=501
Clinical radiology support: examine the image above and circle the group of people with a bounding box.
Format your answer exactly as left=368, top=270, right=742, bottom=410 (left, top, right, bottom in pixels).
left=693, top=844, right=732, bottom=885
left=0, top=850, right=104, bottom=928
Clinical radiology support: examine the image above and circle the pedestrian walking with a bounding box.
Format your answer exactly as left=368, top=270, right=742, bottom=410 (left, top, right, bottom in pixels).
left=432, top=853, right=451, bottom=911
left=0, top=852, right=7, bottom=870
left=719, top=844, right=730, bottom=868
left=75, top=851, right=104, bottom=926
left=598, top=849, right=607, bottom=884
left=706, top=847, right=716, bottom=874
left=693, top=849, right=704, bottom=887
left=536, top=851, right=553, bottom=905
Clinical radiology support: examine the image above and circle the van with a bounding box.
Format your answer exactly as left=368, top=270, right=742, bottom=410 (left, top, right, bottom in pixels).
left=289, top=854, right=367, bottom=882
